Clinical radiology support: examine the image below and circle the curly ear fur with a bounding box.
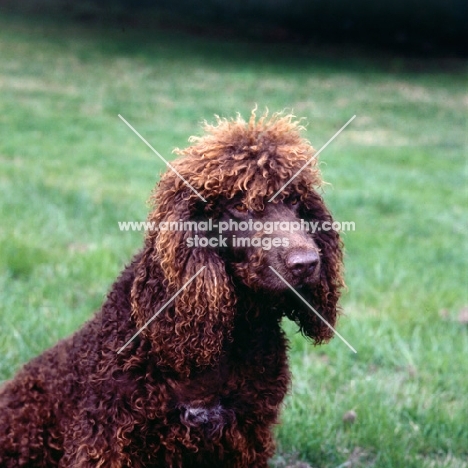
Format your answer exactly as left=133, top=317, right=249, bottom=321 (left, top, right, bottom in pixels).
left=286, top=190, right=344, bottom=343
left=131, top=180, right=236, bottom=377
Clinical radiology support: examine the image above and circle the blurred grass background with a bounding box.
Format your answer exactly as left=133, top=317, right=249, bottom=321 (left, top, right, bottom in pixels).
left=0, top=11, right=467, bottom=468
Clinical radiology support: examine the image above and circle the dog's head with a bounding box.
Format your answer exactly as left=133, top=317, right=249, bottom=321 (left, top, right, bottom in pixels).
left=131, top=111, right=344, bottom=375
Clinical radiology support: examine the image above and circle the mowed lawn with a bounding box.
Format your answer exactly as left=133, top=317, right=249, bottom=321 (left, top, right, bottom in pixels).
left=0, top=12, right=467, bottom=468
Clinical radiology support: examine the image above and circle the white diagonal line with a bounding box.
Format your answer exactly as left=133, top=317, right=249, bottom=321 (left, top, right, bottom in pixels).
left=117, top=266, right=206, bottom=354
left=268, top=115, right=356, bottom=202
left=269, top=266, right=357, bottom=353
left=118, top=114, right=207, bottom=202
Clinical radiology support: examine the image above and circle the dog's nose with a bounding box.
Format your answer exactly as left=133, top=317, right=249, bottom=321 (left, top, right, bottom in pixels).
left=285, top=250, right=319, bottom=278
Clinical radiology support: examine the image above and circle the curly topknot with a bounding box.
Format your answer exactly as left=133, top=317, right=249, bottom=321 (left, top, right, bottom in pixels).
left=167, top=109, right=322, bottom=209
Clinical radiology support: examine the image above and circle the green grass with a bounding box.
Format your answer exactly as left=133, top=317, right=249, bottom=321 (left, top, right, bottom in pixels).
left=0, top=12, right=467, bottom=468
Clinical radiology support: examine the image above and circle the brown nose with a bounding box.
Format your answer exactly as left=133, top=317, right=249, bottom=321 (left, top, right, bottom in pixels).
left=285, top=250, right=320, bottom=278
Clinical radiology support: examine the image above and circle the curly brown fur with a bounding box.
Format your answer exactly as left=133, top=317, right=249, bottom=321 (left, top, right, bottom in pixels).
left=0, top=110, right=344, bottom=467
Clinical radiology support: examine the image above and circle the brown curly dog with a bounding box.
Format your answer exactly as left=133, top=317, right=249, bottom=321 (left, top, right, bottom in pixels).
left=0, top=111, right=344, bottom=467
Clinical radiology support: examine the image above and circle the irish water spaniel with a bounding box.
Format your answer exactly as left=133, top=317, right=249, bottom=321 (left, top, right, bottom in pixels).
left=0, top=111, right=344, bottom=467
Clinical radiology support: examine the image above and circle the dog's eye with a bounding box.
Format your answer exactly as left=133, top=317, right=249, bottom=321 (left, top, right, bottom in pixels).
left=234, top=203, right=248, bottom=213
left=289, top=196, right=300, bottom=206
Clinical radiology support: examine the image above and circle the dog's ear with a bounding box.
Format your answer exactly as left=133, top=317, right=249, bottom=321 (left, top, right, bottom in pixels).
left=131, top=181, right=235, bottom=377
left=289, top=190, right=344, bottom=344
